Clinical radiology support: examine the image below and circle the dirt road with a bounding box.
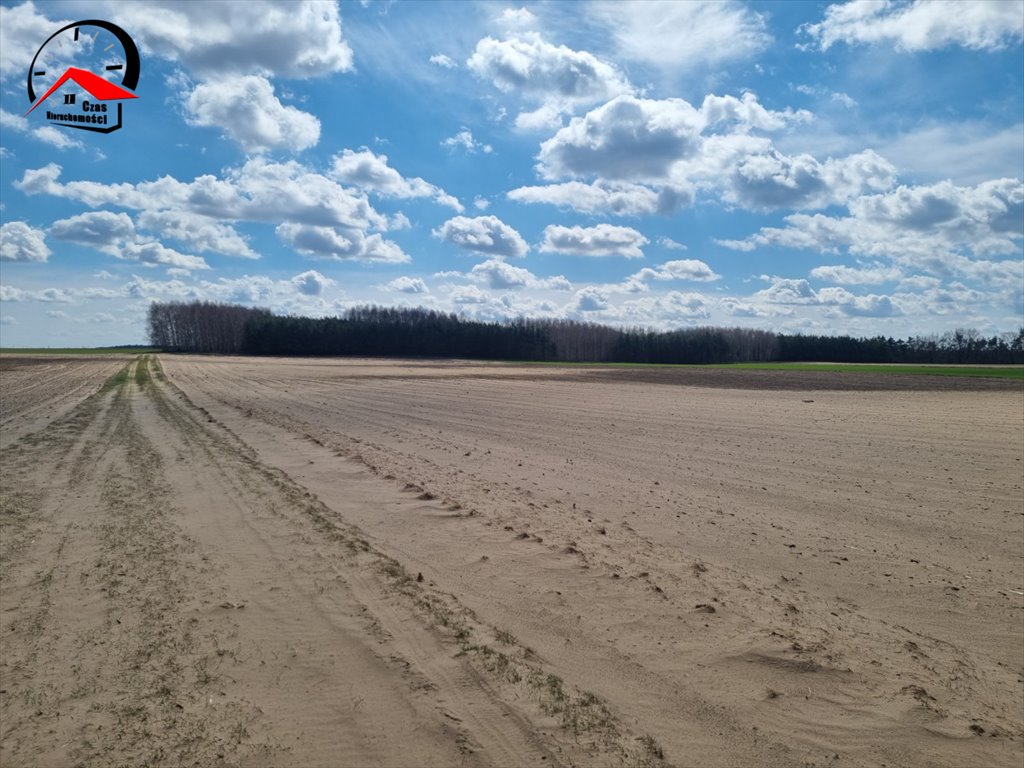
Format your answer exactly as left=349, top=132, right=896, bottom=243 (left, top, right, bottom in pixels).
left=2, top=355, right=1022, bottom=767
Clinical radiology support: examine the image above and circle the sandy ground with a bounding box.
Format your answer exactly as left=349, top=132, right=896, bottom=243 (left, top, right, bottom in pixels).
left=2, top=355, right=1022, bottom=767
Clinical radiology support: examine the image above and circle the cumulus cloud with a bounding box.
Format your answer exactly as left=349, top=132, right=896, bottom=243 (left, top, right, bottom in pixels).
left=496, top=7, right=539, bottom=31
left=810, top=263, right=903, bottom=284
left=802, top=0, right=1024, bottom=52
left=519, top=91, right=894, bottom=216
left=15, top=160, right=403, bottom=268
left=101, top=0, right=353, bottom=77
left=49, top=211, right=136, bottom=255
left=467, top=35, right=633, bottom=129
left=508, top=180, right=692, bottom=216
left=434, top=215, right=529, bottom=257
left=469, top=258, right=571, bottom=291
left=331, top=148, right=462, bottom=210
left=537, top=96, right=704, bottom=181
left=276, top=223, right=409, bottom=263
left=754, top=275, right=904, bottom=317
left=723, top=178, right=1024, bottom=281
left=1, top=285, right=72, bottom=302
left=1, top=221, right=51, bottom=262
left=387, top=276, right=429, bottom=293
left=441, top=129, right=493, bottom=154
left=626, top=259, right=720, bottom=285
left=572, top=287, right=610, bottom=312
left=184, top=75, right=321, bottom=153
left=701, top=92, right=813, bottom=131
left=121, top=241, right=209, bottom=270
left=136, top=210, right=257, bottom=259
left=540, top=224, right=648, bottom=258
left=620, top=291, right=712, bottom=323
left=593, top=0, right=770, bottom=70
left=291, top=269, right=334, bottom=296
left=725, top=148, right=896, bottom=210
left=47, top=210, right=211, bottom=269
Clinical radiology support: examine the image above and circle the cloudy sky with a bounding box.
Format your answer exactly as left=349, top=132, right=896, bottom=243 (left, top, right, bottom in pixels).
left=0, top=0, right=1022, bottom=346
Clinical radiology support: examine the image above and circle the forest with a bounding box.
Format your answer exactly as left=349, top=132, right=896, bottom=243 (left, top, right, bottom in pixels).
left=147, top=301, right=1024, bottom=365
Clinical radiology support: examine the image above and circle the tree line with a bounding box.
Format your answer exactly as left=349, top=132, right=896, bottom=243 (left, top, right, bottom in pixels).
left=147, top=301, right=1024, bottom=364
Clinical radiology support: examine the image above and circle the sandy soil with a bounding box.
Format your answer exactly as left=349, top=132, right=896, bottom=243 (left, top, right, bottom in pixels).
left=0, top=355, right=131, bottom=449
left=2, top=355, right=1022, bottom=767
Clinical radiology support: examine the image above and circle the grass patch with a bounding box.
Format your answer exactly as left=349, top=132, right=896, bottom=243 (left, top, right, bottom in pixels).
left=512, top=360, right=1023, bottom=379
left=99, top=364, right=132, bottom=394
left=710, top=362, right=1024, bottom=378
left=135, top=356, right=150, bottom=388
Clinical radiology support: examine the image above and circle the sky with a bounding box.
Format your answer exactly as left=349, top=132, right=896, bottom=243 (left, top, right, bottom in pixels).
left=0, top=0, right=1022, bottom=347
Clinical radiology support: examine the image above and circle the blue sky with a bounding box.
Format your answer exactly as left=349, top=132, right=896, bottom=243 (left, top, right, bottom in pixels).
left=1, top=0, right=1022, bottom=347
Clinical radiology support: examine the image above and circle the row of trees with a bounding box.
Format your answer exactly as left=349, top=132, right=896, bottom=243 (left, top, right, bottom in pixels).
left=147, top=301, right=270, bottom=354
left=147, top=301, right=1024, bottom=364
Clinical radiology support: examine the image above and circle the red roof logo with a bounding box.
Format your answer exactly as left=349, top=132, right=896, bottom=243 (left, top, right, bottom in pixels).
left=25, top=66, right=137, bottom=116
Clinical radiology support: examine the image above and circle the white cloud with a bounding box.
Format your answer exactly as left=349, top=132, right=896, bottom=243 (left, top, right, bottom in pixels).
left=469, top=258, right=571, bottom=291
left=50, top=211, right=136, bottom=255
left=122, top=241, right=210, bottom=270
left=626, top=259, right=720, bottom=285
left=620, top=291, right=712, bottom=323
left=508, top=180, right=690, bottom=216
left=429, top=53, right=457, bottom=69
left=136, top=210, right=257, bottom=259
left=47, top=210, right=210, bottom=270
left=0, top=1, right=70, bottom=81
left=434, top=215, right=529, bottom=257
left=331, top=148, right=463, bottom=210
left=33, top=126, right=85, bottom=150
left=473, top=196, right=491, bottom=210
left=658, top=237, right=687, bottom=250
left=0, top=315, right=19, bottom=325
left=540, top=224, right=648, bottom=258
left=496, top=7, right=539, bottom=32
left=467, top=35, right=633, bottom=129
left=16, top=158, right=391, bottom=236
left=291, top=269, right=334, bottom=296
left=442, top=129, right=493, bottom=154
left=525, top=92, right=895, bottom=215
left=1, top=221, right=51, bottom=262
left=0, top=109, right=83, bottom=150
left=102, top=0, right=353, bottom=77
left=593, top=0, right=770, bottom=70
left=276, top=223, right=409, bottom=263
left=724, top=148, right=896, bottom=210
left=701, top=92, right=813, bottom=131
left=0, top=285, right=72, bottom=302
left=803, top=0, right=1024, bottom=52
left=387, top=276, right=429, bottom=294
left=537, top=96, right=704, bottom=181
left=810, top=263, right=903, bottom=284
left=185, top=75, right=321, bottom=153
left=450, top=284, right=492, bottom=304
left=755, top=277, right=820, bottom=304
left=572, top=287, right=610, bottom=312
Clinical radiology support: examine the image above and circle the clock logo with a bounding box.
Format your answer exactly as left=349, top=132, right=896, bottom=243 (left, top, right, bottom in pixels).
left=25, top=19, right=140, bottom=134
